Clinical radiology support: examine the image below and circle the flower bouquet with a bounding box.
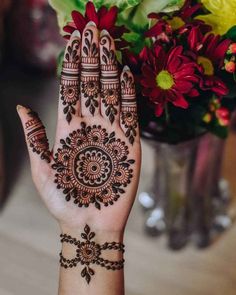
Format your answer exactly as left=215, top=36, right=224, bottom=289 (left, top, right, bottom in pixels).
left=49, top=0, right=236, bottom=248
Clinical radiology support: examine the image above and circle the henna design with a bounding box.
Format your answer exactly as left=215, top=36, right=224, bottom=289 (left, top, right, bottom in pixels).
left=60, top=225, right=125, bottom=284
left=81, top=29, right=99, bottom=115
left=60, top=39, right=80, bottom=123
left=100, top=34, right=120, bottom=124
left=52, top=122, right=134, bottom=210
left=121, top=71, right=138, bottom=145
left=25, top=111, right=51, bottom=163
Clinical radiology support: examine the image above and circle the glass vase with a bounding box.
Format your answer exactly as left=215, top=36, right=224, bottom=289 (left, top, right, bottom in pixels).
left=139, top=133, right=233, bottom=250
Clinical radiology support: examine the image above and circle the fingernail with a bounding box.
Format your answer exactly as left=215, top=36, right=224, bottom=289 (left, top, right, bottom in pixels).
left=71, top=30, right=81, bottom=38
left=16, top=105, right=23, bottom=112
left=123, top=65, right=130, bottom=72
left=86, top=21, right=97, bottom=28
left=100, top=29, right=110, bottom=37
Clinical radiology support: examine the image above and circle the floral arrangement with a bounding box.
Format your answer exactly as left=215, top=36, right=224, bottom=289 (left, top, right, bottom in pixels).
left=49, top=0, right=236, bottom=143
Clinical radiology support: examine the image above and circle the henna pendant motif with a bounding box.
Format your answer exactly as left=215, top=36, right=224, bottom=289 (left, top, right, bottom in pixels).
left=121, top=71, right=138, bottom=145
left=25, top=111, right=51, bottom=163
left=52, top=122, right=134, bottom=210
left=60, top=39, right=80, bottom=123
left=100, top=34, right=120, bottom=124
left=60, top=225, right=125, bottom=284
left=81, top=29, right=100, bottom=115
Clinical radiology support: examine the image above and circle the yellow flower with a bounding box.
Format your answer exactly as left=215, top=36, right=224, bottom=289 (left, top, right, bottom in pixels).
left=197, top=0, right=236, bottom=35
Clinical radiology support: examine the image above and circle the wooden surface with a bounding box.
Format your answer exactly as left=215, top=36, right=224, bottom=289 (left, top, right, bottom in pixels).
left=0, top=72, right=236, bottom=295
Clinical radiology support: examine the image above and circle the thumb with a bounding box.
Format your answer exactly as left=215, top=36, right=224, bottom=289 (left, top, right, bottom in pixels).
left=17, top=105, right=52, bottom=165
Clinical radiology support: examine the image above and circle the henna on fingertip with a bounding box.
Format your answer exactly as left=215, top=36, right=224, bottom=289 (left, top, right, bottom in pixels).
left=100, top=30, right=120, bottom=124
left=81, top=23, right=100, bottom=116
left=25, top=111, right=51, bottom=163
left=60, top=31, right=81, bottom=123
left=120, top=67, right=138, bottom=145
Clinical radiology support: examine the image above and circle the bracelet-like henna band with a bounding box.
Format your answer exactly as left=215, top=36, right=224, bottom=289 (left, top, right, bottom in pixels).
left=59, top=225, right=125, bottom=284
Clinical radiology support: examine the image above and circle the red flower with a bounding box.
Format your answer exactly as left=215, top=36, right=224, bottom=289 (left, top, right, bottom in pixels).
left=63, top=2, right=128, bottom=49
left=122, top=47, right=149, bottom=78
left=140, top=45, right=199, bottom=116
left=188, top=27, right=231, bottom=96
left=145, top=0, right=210, bottom=40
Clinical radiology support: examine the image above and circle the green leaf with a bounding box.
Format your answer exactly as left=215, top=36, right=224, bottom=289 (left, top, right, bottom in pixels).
left=49, top=0, right=86, bottom=32
left=226, top=25, right=236, bottom=41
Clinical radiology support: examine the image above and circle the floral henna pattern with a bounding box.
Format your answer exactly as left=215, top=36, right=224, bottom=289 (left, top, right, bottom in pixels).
left=61, top=39, right=80, bottom=123
left=25, top=111, right=51, bottom=163
left=81, top=28, right=100, bottom=115
left=60, top=225, right=125, bottom=284
left=52, top=122, right=134, bottom=210
left=100, top=34, right=120, bottom=124
left=121, top=71, right=138, bottom=145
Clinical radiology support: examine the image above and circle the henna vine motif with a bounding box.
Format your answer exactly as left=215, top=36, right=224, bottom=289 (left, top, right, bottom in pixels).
left=100, top=34, right=119, bottom=124
left=60, top=225, right=125, bottom=284
left=81, top=29, right=100, bottom=115
left=52, top=122, right=134, bottom=210
left=121, top=71, right=138, bottom=145
left=25, top=111, right=51, bottom=163
left=60, top=39, right=80, bottom=123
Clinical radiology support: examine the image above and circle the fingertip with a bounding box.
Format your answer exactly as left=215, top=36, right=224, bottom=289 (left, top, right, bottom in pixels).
left=122, top=65, right=131, bottom=72
left=71, top=29, right=81, bottom=39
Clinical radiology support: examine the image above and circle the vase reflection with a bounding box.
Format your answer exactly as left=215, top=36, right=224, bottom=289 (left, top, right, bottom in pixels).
left=139, top=134, right=233, bottom=250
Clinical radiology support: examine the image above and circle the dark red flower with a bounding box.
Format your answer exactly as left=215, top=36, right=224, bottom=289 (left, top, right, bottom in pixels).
left=145, top=0, right=210, bottom=40
left=122, top=47, right=149, bottom=78
left=188, top=27, right=231, bottom=96
left=63, top=2, right=129, bottom=49
left=140, top=45, right=199, bottom=116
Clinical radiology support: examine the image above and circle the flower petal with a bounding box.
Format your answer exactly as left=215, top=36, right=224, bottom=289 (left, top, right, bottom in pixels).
left=72, top=10, right=86, bottom=33
left=99, top=6, right=118, bottom=30
left=85, top=1, right=98, bottom=25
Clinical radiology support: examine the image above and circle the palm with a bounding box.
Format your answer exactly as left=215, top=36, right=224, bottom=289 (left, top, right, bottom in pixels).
left=19, top=24, right=141, bottom=233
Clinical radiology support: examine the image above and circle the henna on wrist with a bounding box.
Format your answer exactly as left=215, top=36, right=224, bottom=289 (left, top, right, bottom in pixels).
left=60, top=225, right=125, bottom=284
left=52, top=122, right=135, bottom=210
left=25, top=111, right=51, bottom=163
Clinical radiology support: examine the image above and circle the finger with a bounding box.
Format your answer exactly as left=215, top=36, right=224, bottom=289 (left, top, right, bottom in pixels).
left=60, top=30, right=81, bottom=123
left=80, top=22, right=100, bottom=117
left=120, top=66, right=139, bottom=145
left=100, top=30, right=120, bottom=125
left=17, top=105, right=51, bottom=164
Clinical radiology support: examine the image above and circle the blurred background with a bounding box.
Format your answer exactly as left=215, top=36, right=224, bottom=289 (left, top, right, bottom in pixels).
left=0, top=0, right=236, bottom=294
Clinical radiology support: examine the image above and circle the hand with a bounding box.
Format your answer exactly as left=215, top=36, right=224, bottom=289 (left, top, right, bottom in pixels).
left=17, top=22, right=141, bottom=237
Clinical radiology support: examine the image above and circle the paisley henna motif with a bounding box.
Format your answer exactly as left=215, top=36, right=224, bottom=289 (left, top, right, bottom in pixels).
left=81, top=28, right=100, bottom=115
left=52, top=122, right=134, bottom=210
left=60, top=38, right=80, bottom=123
left=100, top=33, right=120, bottom=124
left=121, top=70, right=138, bottom=145
left=25, top=111, right=51, bottom=163
left=60, top=225, right=125, bottom=284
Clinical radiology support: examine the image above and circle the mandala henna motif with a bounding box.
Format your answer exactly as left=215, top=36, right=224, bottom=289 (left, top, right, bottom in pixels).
left=100, top=34, right=120, bottom=124
left=25, top=111, right=51, bottom=163
left=121, top=71, right=138, bottom=145
left=52, top=122, right=134, bottom=210
left=81, top=28, right=100, bottom=115
left=60, top=225, right=125, bottom=284
left=61, top=39, right=80, bottom=123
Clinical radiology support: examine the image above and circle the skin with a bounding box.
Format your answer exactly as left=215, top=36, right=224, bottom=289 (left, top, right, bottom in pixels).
left=17, top=22, right=141, bottom=295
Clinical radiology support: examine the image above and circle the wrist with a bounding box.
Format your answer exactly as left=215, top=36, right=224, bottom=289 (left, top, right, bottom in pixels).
left=59, top=224, right=125, bottom=284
